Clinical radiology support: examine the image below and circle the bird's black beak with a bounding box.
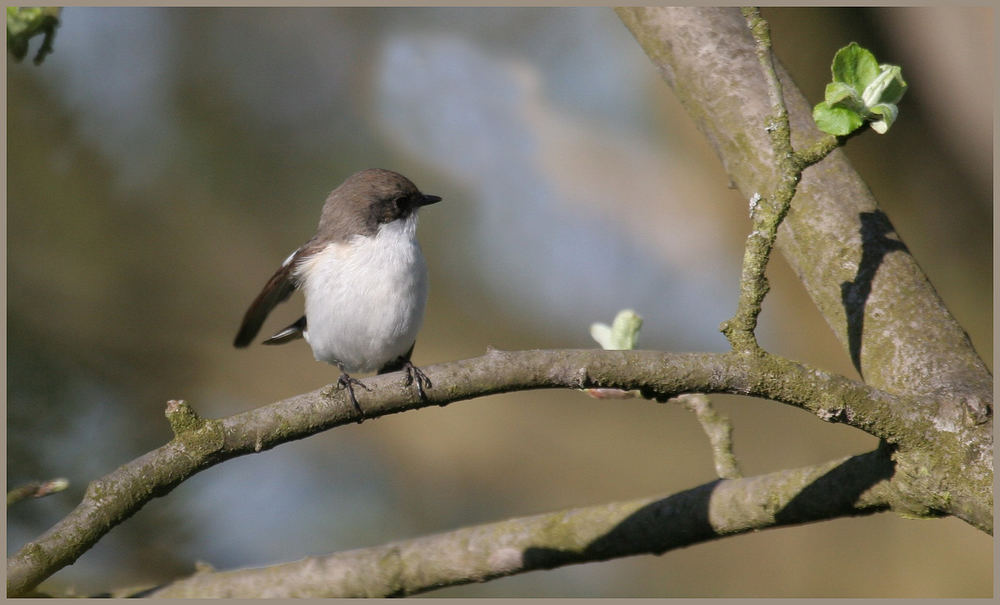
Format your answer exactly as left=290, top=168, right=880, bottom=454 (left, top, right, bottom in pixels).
left=419, top=194, right=442, bottom=207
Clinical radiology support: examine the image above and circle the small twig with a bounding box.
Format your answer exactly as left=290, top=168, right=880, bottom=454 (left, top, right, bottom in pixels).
left=723, top=9, right=863, bottom=355
left=7, top=478, right=70, bottom=506
left=794, top=134, right=839, bottom=169
left=672, top=394, right=742, bottom=479
left=720, top=8, right=812, bottom=353
left=588, top=314, right=742, bottom=478
left=741, top=7, right=792, bottom=161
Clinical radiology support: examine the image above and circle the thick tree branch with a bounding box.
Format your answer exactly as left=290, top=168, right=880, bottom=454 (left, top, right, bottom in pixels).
left=8, top=349, right=919, bottom=596
left=614, top=7, right=991, bottom=399
left=615, top=4, right=991, bottom=535
left=144, top=448, right=893, bottom=597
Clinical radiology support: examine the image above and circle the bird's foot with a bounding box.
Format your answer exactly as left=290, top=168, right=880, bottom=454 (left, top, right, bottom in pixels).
left=402, top=361, right=432, bottom=401
left=337, top=372, right=371, bottom=419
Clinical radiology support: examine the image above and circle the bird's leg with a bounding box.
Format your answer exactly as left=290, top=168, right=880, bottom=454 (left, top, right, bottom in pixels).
left=337, top=372, right=371, bottom=418
left=377, top=346, right=432, bottom=401
left=401, top=361, right=432, bottom=401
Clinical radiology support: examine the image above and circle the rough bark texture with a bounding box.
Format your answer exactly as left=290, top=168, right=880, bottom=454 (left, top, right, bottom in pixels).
left=147, top=449, right=893, bottom=598
left=6, top=349, right=916, bottom=596
left=615, top=6, right=991, bottom=530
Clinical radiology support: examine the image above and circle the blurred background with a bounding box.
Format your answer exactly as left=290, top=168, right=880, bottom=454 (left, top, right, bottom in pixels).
left=6, top=7, right=992, bottom=597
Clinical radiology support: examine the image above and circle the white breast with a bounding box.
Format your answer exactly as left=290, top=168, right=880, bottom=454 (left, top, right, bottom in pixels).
left=295, top=214, right=428, bottom=373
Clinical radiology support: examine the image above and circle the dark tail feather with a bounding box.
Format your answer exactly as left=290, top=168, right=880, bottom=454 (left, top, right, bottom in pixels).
left=263, top=316, right=306, bottom=345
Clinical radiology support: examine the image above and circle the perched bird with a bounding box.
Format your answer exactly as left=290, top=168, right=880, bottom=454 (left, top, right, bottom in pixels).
left=234, top=168, right=442, bottom=413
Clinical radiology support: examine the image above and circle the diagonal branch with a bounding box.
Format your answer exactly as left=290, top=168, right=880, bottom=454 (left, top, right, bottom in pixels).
left=7, top=348, right=919, bottom=596
left=718, top=8, right=799, bottom=353
left=145, top=448, right=893, bottom=597
left=615, top=3, right=991, bottom=538
left=614, top=6, right=991, bottom=401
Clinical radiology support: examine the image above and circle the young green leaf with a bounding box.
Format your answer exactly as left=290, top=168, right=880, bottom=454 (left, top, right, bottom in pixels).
left=813, top=104, right=865, bottom=137
left=812, top=42, right=907, bottom=136
left=831, top=42, right=879, bottom=92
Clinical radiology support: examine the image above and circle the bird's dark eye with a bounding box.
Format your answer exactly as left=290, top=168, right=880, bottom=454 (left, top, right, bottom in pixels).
left=376, top=195, right=409, bottom=224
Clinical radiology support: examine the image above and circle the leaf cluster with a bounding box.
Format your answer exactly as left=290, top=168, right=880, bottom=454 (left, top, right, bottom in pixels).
left=6, top=7, right=61, bottom=64
left=813, top=42, right=907, bottom=135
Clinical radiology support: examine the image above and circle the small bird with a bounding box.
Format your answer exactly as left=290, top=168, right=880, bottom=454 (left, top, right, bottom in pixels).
left=234, top=168, right=442, bottom=413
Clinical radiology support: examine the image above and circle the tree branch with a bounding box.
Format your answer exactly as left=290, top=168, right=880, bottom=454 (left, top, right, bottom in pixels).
left=7, top=478, right=70, bottom=506
left=672, top=394, right=742, bottom=479
left=615, top=4, right=991, bottom=535
left=144, top=448, right=893, bottom=597
left=718, top=8, right=794, bottom=353
left=614, top=7, right=990, bottom=398
left=7, top=348, right=919, bottom=596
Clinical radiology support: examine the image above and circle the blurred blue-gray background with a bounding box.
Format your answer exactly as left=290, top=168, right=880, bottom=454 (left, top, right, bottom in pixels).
left=7, top=7, right=992, bottom=597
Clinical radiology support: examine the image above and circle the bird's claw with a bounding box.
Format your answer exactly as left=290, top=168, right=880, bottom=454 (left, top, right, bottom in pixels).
left=337, top=373, right=371, bottom=419
left=403, top=362, right=432, bottom=400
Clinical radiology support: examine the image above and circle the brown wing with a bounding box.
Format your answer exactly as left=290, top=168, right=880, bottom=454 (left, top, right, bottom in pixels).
left=233, top=248, right=304, bottom=348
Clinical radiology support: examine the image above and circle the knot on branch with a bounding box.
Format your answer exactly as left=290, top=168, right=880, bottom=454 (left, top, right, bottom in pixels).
left=165, top=400, right=225, bottom=456
left=884, top=449, right=952, bottom=521
left=165, top=400, right=205, bottom=436
left=961, top=394, right=992, bottom=427
left=815, top=406, right=847, bottom=423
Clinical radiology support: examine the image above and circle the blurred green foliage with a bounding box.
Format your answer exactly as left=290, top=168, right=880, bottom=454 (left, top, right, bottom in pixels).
left=7, top=7, right=61, bottom=64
